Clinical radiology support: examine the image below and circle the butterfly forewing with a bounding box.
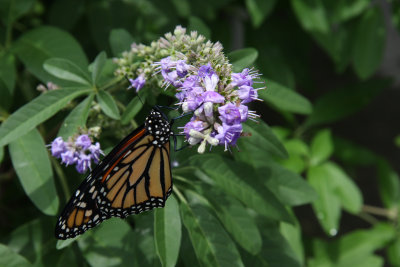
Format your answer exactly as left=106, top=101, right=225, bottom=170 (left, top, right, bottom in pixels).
left=55, top=108, right=174, bottom=239
left=97, top=110, right=173, bottom=218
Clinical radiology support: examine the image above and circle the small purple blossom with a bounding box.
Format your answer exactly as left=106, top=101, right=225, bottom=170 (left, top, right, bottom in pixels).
left=231, top=68, right=253, bottom=87
left=49, top=134, right=104, bottom=174
left=184, top=120, right=204, bottom=139
left=51, top=137, right=66, bottom=157
left=237, top=85, right=258, bottom=104
left=215, top=123, right=243, bottom=151
left=75, top=135, right=92, bottom=150
left=203, top=91, right=224, bottom=103
left=128, top=74, right=146, bottom=92
left=176, top=60, right=189, bottom=77
left=218, top=103, right=241, bottom=125
left=203, top=74, right=219, bottom=91
left=198, top=63, right=215, bottom=78
left=238, top=104, right=248, bottom=122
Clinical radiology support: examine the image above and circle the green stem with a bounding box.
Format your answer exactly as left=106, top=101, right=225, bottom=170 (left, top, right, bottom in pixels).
left=51, top=156, right=70, bottom=201
left=173, top=186, right=188, bottom=205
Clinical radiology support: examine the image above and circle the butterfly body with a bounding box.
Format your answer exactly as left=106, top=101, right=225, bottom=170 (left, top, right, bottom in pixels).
left=56, top=108, right=173, bottom=240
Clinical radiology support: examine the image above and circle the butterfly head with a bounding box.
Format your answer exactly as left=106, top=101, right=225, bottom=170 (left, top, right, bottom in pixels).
left=145, top=109, right=172, bottom=147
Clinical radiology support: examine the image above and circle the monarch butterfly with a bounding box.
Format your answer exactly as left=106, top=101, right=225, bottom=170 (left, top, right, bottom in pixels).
left=55, top=106, right=175, bottom=239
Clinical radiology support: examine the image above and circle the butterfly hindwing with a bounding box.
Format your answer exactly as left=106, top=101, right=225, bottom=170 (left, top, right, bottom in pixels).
left=55, top=174, right=108, bottom=239
left=55, top=107, right=174, bottom=239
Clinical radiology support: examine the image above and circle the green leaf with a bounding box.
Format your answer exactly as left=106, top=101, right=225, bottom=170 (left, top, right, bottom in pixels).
left=388, top=236, right=400, bottom=266
left=202, top=188, right=262, bottom=254
left=310, top=129, right=333, bottom=166
left=0, top=243, right=32, bottom=267
left=333, top=136, right=377, bottom=166
left=323, top=162, right=363, bottom=214
left=336, top=223, right=395, bottom=266
left=0, top=51, right=16, bottom=94
left=0, top=0, right=35, bottom=24
left=109, top=29, right=135, bottom=56
left=228, top=48, right=258, bottom=72
left=377, top=159, right=400, bottom=209
left=305, top=79, right=389, bottom=127
left=307, top=165, right=341, bottom=236
left=91, top=51, right=107, bottom=86
left=0, top=87, right=91, bottom=147
left=291, top=0, right=329, bottom=34
left=9, top=129, right=59, bottom=215
left=191, top=155, right=292, bottom=223
left=242, top=120, right=288, bottom=159
left=154, top=195, right=182, bottom=267
left=353, top=7, right=385, bottom=79
left=245, top=0, right=277, bottom=27
left=13, top=26, right=88, bottom=83
left=78, top=218, right=137, bottom=266
left=58, top=94, right=94, bottom=139
left=188, top=17, right=211, bottom=39
left=120, top=96, right=144, bottom=125
left=280, top=221, right=304, bottom=266
left=330, top=0, right=370, bottom=23
left=261, top=162, right=317, bottom=206
left=279, top=139, right=309, bottom=174
left=180, top=201, right=244, bottom=267
left=96, top=90, right=120, bottom=120
left=258, top=79, right=312, bottom=114
left=44, top=58, right=91, bottom=86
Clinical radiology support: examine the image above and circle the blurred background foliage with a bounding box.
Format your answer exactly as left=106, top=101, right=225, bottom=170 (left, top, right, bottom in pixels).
left=1, top=0, right=400, bottom=266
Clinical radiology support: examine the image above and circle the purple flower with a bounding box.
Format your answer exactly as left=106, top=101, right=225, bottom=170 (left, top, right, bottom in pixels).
left=203, top=74, right=219, bottom=91
left=159, top=57, right=174, bottom=71
left=215, top=123, right=243, bottom=150
left=89, top=142, right=103, bottom=164
left=61, top=150, right=77, bottom=166
left=182, top=75, right=199, bottom=89
left=75, top=135, right=92, bottom=150
left=184, top=120, right=204, bottom=139
left=175, top=91, right=187, bottom=102
left=237, top=85, right=258, bottom=104
left=218, top=103, right=241, bottom=125
left=238, top=104, right=248, bottom=122
left=128, top=74, right=146, bottom=92
left=51, top=137, right=66, bottom=157
left=176, top=60, right=189, bottom=77
left=202, top=91, right=225, bottom=103
left=198, top=63, right=215, bottom=78
left=231, top=68, right=253, bottom=87
left=76, top=153, right=92, bottom=174
left=162, top=70, right=181, bottom=87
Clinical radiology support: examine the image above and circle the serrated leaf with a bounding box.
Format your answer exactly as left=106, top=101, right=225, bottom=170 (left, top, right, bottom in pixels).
left=310, top=129, right=333, bottom=166
left=245, top=0, right=276, bottom=27
left=258, top=79, right=312, bottom=114
left=0, top=87, right=91, bottom=147
left=353, top=7, right=385, bottom=79
left=96, top=90, right=120, bottom=120
left=121, top=96, right=144, bottom=125
left=242, top=120, right=288, bottom=159
left=154, top=195, right=181, bottom=267
left=9, top=129, right=59, bottom=215
left=180, top=202, right=244, bottom=267
left=13, top=26, right=88, bottom=83
left=191, top=155, right=292, bottom=223
left=228, top=48, right=258, bottom=72
left=109, top=29, right=134, bottom=56
left=58, top=94, right=94, bottom=139
left=307, top=165, right=341, bottom=236
left=91, top=51, right=107, bottom=86
left=0, top=243, right=32, bottom=267
left=305, top=79, right=389, bottom=127
left=44, top=58, right=91, bottom=86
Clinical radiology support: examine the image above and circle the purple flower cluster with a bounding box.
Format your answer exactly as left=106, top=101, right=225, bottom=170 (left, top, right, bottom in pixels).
left=154, top=57, right=262, bottom=152
left=50, top=134, right=103, bottom=173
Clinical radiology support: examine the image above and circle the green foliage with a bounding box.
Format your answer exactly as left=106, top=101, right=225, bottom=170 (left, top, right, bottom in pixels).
left=0, top=1, right=399, bottom=266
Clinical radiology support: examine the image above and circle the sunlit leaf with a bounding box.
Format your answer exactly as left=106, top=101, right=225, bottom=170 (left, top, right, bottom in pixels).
left=310, top=129, right=333, bottom=166
left=44, top=58, right=91, bottom=86
left=0, top=87, right=91, bottom=147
